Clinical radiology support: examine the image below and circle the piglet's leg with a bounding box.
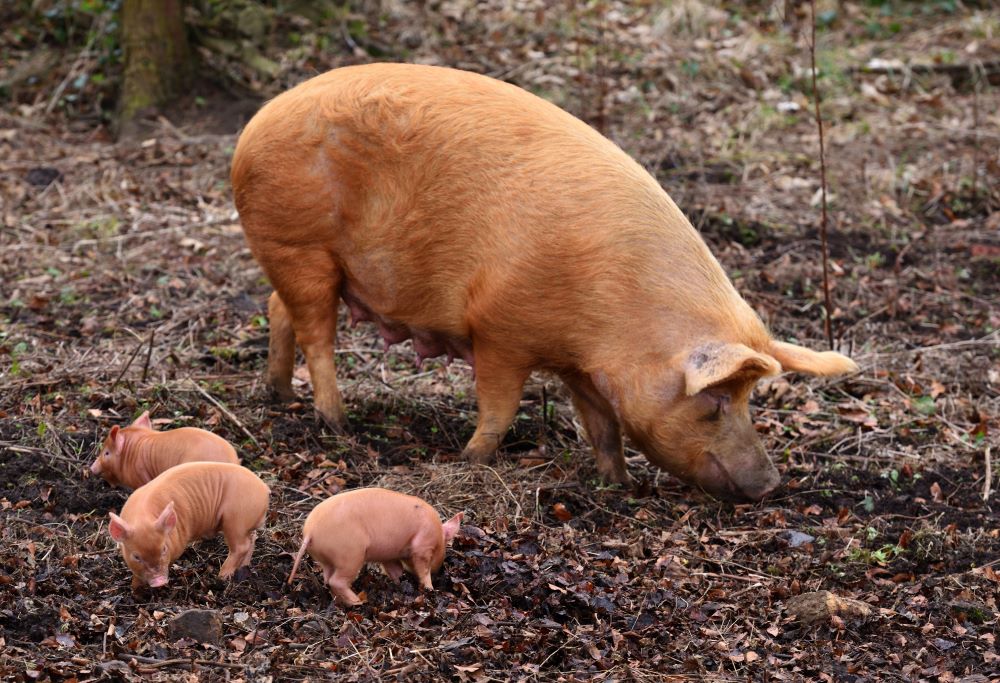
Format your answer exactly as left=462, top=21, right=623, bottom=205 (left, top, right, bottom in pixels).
left=328, top=571, right=363, bottom=606
left=461, top=350, right=529, bottom=464
left=267, top=291, right=296, bottom=401
left=407, top=549, right=436, bottom=591
left=381, top=561, right=405, bottom=583
left=219, top=524, right=257, bottom=579
left=560, top=371, right=629, bottom=484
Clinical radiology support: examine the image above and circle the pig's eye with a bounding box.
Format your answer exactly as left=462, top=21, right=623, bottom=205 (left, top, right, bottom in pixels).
left=131, top=552, right=143, bottom=564
left=700, top=394, right=729, bottom=422
left=102, top=450, right=111, bottom=458
left=704, top=403, right=722, bottom=422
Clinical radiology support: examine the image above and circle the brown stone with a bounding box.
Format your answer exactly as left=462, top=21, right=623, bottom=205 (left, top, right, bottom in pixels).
left=168, top=609, right=222, bottom=644
left=784, top=590, right=873, bottom=625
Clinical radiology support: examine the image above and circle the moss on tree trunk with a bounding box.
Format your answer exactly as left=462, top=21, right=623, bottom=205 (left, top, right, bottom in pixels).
left=118, top=0, right=191, bottom=139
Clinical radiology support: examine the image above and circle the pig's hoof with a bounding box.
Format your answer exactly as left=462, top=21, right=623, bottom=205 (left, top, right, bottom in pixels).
left=460, top=446, right=495, bottom=466
left=597, top=467, right=633, bottom=487
left=316, top=413, right=349, bottom=435
left=268, top=385, right=297, bottom=403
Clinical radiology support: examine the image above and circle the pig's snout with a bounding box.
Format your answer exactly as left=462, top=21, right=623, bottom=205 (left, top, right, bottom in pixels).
left=697, top=451, right=779, bottom=502
left=147, top=575, right=168, bottom=588
left=735, top=463, right=780, bottom=501
left=89, top=460, right=101, bottom=475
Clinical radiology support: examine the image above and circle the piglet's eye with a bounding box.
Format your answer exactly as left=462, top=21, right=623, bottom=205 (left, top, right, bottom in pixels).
left=132, top=553, right=143, bottom=563
left=103, top=451, right=111, bottom=458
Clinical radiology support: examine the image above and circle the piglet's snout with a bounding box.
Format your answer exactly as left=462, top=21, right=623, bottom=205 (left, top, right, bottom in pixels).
left=147, top=575, right=168, bottom=588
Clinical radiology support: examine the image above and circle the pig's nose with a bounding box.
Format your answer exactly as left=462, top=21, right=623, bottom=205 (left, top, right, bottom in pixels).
left=89, top=461, right=100, bottom=475
left=148, top=575, right=168, bottom=588
left=739, top=468, right=780, bottom=501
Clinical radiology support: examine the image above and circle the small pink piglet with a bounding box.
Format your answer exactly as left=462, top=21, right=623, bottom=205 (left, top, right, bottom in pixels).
left=91, top=411, right=239, bottom=489
left=108, top=461, right=270, bottom=590
left=288, top=487, right=463, bottom=606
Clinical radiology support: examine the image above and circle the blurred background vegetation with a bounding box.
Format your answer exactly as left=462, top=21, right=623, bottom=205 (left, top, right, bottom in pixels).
left=1, top=0, right=995, bottom=138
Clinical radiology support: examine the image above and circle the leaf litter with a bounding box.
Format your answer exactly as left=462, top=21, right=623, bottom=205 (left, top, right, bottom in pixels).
left=1, top=1, right=998, bottom=680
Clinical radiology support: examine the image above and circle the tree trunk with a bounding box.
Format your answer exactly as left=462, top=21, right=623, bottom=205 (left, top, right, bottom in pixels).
left=117, top=0, right=192, bottom=139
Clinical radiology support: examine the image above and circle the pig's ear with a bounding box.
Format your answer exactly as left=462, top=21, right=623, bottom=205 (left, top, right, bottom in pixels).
left=155, top=501, right=178, bottom=533
left=684, top=343, right=781, bottom=396
left=442, top=512, right=463, bottom=544
left=108, top=513, right=131, bottom=542
left=768, top=340, right=859, bottom=377
left=132, top=410, right=153, bottom=430
left=110, top=425, right=125, bottom=452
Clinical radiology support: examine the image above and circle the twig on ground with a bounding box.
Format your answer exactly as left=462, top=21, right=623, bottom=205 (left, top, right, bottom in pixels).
left=971, top=62, right=983, bottom=200
left=983, top=447, right=992, bottom=502
left=141, top=328, right=156, bottom=383
left=117, top=653, right=245, bottom=670
left=185, top=378, right=261, bottom=448
left=111, top=335, right=146, bottom=389
left=809, top=0, right=834, bottom=350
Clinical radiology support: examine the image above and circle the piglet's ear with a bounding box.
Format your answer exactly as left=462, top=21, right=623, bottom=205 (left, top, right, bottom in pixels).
left=768, top=340, right=858, bottom=377
left=684, top=342, right=781, bottom=397
left=110, top=425, right=125, bottom=452
left=132, top=410, right=153, bottom=431
left=442, top=512, right=464, bottom=544
left=108, top=512, right=131, bottom=542
left=155, top=501, right=177, bottom=533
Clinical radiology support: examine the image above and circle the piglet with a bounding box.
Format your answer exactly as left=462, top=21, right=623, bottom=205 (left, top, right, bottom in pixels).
left=288, top=487, right=463, bottom=606
left=107, top=461, right=270, bottom=590
left=91, top=411, right=239, bottom=489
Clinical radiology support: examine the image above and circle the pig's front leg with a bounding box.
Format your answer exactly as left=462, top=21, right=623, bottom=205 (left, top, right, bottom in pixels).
left=460, top=351, right=529, bottom=464
left=560, top=371, right=629, bottom=484
left=407, top=551, right=435, bottom=592
left=267, top=291, right=296, bottom=401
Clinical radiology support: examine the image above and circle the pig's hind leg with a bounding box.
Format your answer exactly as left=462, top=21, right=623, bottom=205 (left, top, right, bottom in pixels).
left=259, top=250, right=347, bottom=431
left=267, top=291, right=296, bottom=401
left=218, top=518, right=261, bottom=579
left=326, top=566, right=364, bottom=606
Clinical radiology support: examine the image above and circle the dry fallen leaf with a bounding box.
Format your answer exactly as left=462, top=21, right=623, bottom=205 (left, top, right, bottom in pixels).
left=785, top=591, right=873, bottom=625
left=552, top=503, right=573, bottom=522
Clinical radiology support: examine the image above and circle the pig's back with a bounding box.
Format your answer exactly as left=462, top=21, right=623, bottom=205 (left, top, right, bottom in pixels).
left=306, top=488, right=440, bottom=562
left=149, top=428, right=239, bottom=468
left=233, top=63, right=761, bottom=360
left=126, top=463, right=269, bottom=540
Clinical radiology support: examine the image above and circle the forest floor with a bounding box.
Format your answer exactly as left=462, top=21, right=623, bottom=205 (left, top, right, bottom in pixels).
left=1, top=1, right=998, bottom=681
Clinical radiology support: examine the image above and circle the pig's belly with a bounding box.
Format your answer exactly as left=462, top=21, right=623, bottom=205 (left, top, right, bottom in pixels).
left=340, top=283, right=474, bottom=367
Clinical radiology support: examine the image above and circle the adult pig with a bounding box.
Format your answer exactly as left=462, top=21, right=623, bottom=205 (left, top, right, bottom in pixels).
left=287, top=487, right=462, bottom=606
left=231, top=63, right=858, bottom=501
left=107, top=462, right=269, bottom=589
left=91, top=411, right=239, bottom=489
